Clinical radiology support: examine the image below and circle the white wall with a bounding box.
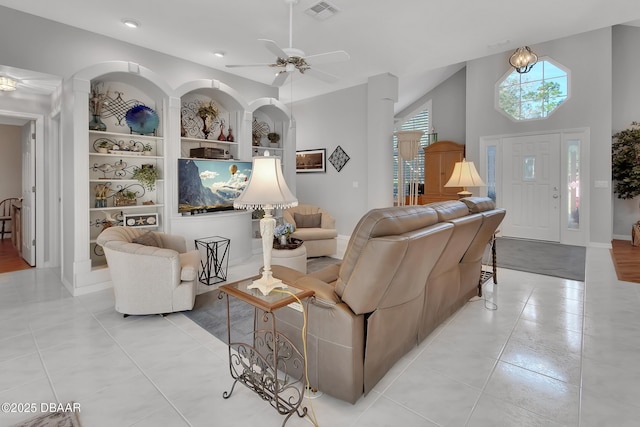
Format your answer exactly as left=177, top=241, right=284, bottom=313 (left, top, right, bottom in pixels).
left=293, top=85, right=369, bottom=235
left=396, top=67, right=467, bottom=144
left=0, top=124, right=21, bottom=203
left=612, top=25, right=640, bottom=238
left=466, top=28, right=613, bottom=245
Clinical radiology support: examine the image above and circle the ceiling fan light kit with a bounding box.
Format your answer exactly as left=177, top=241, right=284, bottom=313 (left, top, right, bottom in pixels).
left=0, top=76, right=18, bottom=91
left=226, top=0, right=349, bottom=87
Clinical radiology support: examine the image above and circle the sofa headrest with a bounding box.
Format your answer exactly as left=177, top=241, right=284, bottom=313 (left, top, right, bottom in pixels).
left=424, top=200, right=470, bottom=222
left=352, top=206, right=439, bottom=239
left=460, top=197, right=496, bottom=213
left=338, top=206, right=439, bottom=289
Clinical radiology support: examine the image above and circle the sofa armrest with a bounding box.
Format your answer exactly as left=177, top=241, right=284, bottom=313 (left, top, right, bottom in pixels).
left=309, top=261, right=341, bottom=284
left=292, top=275, right=341, bottom=308
left=321, top=213, right=336, bottom=229
left=272, top=265, right=340, bottom=308
left=179, top=250, right=200, bottom=282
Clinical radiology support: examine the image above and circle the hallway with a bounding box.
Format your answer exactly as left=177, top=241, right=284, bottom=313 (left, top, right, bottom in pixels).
left=0, top=238, right=31, bottom=274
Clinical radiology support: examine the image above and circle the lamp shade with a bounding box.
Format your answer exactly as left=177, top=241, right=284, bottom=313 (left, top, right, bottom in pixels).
left=234, top=152, right=298, bottom=210
left=396, top=130, right=424, bottom=161
left=444, top=159, right=485, bottom=188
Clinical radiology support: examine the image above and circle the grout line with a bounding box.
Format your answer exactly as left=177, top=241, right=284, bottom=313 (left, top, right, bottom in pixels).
left=76, top=297, right=195, bottom=426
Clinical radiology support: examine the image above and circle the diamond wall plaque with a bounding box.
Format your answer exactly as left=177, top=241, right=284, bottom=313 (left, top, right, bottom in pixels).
left=329, top=145, right=350, bottom=172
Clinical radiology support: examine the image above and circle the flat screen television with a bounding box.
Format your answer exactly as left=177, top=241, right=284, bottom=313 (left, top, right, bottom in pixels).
left=178, top=158, right=252, bottom=214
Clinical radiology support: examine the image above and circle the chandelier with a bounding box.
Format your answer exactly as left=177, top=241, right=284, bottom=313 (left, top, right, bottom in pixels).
left=509, top=46, right=538, bottom=74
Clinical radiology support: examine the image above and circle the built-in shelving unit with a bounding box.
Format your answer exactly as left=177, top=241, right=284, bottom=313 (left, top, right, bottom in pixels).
left=87, top=79, right=166, bottom=269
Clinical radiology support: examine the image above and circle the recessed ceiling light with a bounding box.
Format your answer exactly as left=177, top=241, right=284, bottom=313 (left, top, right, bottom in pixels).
left=213, top=52, right=225, bottom=58
left=122, top=19, right=140, bottom=29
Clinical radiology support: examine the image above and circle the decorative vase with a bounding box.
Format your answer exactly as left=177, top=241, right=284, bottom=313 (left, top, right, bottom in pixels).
left=89, top=114, right=107, bottom=131
left=226, top=127, right=234, bottom=142
left=180, top=113, right=187, bottom=137
left=280, top=235, right=288, bottom=245
left=200, top=115, right=211, bottom=139
left=218, top=124, right=226, bottom=141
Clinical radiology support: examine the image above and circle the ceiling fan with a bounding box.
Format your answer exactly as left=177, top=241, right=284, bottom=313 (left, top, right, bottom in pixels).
left=226, top=0, right=350, bottom=87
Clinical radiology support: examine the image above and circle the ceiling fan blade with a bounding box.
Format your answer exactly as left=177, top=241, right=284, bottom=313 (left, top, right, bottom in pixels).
left=226, top=63, right=274, bottom=68
left=259, top=39, right=289, bottom=59
left=303, top=50, right=350, bottom=65
left=272, top=71, right=290, bottom=87
left=305, top=68, right=339, bottom=84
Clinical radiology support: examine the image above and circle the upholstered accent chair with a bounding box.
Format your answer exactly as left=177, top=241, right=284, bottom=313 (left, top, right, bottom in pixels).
left=283, top=204, right=337, bottom=257
left=96, top=226, right=200, bottom=317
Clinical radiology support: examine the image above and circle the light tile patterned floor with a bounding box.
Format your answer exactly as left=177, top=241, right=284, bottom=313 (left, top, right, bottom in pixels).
left=1, top=247, right=639, bottom=426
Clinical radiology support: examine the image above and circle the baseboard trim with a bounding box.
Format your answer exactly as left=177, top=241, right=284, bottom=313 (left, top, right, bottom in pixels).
left=613, top=234, right=631, bottom=241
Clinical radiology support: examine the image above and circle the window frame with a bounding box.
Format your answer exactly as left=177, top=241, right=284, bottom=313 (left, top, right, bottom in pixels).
left=495, top=56, right=571, bottom=122
left=393, top=101, right=432, bottom=200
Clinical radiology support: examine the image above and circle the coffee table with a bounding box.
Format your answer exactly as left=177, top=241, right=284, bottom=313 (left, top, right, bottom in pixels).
left=218, top=277, right=314, bottom=426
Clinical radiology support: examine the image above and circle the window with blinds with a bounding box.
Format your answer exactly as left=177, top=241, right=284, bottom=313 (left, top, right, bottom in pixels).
left=393, top=108, right=430, bottom=198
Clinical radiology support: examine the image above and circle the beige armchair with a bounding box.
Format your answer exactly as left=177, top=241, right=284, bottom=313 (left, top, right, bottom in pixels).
left=96, top=226, right=200, bottom=317
left=283, top=204, right=337, bottom=257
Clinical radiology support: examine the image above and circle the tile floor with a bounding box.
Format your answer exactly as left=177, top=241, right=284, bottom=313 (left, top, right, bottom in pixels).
left=1, top=247, right=640, bottom=426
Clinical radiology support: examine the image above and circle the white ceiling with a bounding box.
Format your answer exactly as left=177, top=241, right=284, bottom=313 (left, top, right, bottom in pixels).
left=1, top=0, right=640, bottom=112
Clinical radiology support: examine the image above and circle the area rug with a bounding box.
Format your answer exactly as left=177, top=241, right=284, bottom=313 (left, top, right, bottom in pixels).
left=10, top=406, right=81, bottom=427
left=491, top=237, right=586, bottom=281
left=184, top=257, right=340, bottom=343
left=610, top=239, right=640, bottom=283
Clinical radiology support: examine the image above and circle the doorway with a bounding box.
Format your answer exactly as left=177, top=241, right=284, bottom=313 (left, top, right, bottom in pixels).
left=480, top=129, right=589, bottom=247
left=0, top=116, right=38, bottom=271
left=501, top=133, right=561, bottom=241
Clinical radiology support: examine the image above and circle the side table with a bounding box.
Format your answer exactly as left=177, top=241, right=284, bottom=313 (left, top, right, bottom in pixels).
left=219, top=277, right=314, bottom=426
left=478, top=231, right=498, bottom=296
left=194, top=236, right=230, bottom=285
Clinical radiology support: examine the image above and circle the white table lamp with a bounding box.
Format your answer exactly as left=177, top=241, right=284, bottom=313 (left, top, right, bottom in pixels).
left=234, top=151, right=298, bottom=295
left=444, top=159, right=485, bottom=198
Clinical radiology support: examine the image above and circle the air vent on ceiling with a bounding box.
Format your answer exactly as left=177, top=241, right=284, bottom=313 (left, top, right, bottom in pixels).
left=305, top=1, right=339, bottom=20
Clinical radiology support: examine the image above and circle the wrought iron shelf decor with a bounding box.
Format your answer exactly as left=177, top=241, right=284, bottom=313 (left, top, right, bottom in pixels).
left=89, top=130, right=162, bottom=141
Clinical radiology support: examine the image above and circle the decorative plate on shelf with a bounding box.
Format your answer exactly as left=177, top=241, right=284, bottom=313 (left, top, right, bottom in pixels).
left=125, top=105, right=159, bottom=135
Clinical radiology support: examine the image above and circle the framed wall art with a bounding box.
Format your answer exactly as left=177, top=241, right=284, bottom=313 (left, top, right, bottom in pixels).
left=296, top=149, right=326, bottom=173
left=123, top=213, right=159, bottom=228
left=329, top=145, right=350, bottom=172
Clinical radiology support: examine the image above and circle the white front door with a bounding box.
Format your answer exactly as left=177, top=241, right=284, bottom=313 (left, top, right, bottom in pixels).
left=21, top=121, right=35, bottom=266
left=501, top=133, right=561, bottom=242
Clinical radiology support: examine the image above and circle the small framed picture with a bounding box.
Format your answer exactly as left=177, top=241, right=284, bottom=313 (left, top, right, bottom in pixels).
left=123, top=213, right=158, bottom=228
left=296, top=149, right=326, bottom=173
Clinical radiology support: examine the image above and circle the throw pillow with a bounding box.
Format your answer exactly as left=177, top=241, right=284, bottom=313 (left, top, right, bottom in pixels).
left=132, top=231, right=162, bottom=247
left=294, top=212, right=322, bottom=228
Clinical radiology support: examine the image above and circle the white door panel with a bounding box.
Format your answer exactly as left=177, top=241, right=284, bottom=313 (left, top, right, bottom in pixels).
left=21, top=121, right=35, bottom=266
left=502, top=134, right=560, bottom=242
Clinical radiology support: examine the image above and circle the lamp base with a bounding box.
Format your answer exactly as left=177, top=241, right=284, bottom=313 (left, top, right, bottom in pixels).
left=248, top=271, right=288, bottom=296
left=457, top=190, right=472, bottom=199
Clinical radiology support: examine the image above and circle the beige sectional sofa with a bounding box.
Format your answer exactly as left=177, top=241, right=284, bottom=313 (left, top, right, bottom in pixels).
left=268, top=197, right=505, bottom=403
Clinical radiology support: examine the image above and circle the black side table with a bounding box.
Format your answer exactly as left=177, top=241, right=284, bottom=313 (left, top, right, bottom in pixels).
left=194, top=236, right=230, bottom=285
